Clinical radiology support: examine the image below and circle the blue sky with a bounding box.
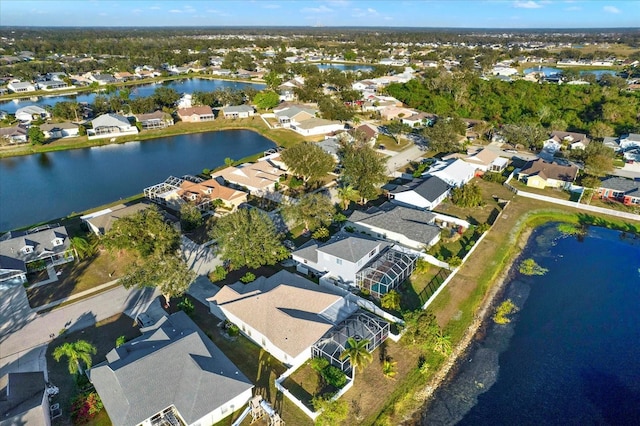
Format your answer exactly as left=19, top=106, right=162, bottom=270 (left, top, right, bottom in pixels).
left=1, top=1, right=639, bottom=28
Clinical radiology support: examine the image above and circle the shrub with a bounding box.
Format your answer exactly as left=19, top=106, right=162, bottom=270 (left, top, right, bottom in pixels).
left=519, top=258, right=548, bottom=276
left=448, top=255, right=462, bottom=268
left=225, top=322, right=240, bottom=337
left=344, top=226, right=356, bottom=233
left=321, top=364, right=348, bottom=389
left=310, top=357, right=330, bottom=372
left=312, top=227, right=330, bottom=241
left=177, top=297, right=195, bottom=316
left=70, top=392, right=104, bottom=424
left=414, top=258, right=430, bottom=274
left=209, top=265, right=227, bottom=283
left=482, top=172, right=507, bottom=184
left=115, top=335, right=126, bottom=348
left=289, top=176, right=303, bottom=188
left=493, top=299, right=517, bottom=324
left=313, top=396, right=349, bottom=426
left=240, top=272, right=256, bottom=283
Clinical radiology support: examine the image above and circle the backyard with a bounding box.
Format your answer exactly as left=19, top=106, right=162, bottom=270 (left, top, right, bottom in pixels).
left=26, top=249, right=138, bottom=309
left=434, top=178, right=512, bottom=225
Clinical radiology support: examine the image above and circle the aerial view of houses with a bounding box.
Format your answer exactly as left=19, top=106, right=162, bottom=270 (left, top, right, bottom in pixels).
left=1, top=2, right=639, bottom=426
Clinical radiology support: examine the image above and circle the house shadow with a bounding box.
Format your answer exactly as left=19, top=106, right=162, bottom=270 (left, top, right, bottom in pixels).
left=277, top=307, right=332, bottom=325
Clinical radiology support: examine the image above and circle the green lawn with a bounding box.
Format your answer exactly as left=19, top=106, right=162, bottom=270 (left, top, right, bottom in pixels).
left=509, top=179, right=573, bottom=201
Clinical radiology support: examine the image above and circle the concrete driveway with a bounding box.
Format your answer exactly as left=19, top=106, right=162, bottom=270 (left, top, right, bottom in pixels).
left=385, top=145, right=423, bottom=175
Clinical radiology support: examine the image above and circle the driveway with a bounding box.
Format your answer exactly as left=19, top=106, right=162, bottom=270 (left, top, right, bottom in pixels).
left=385, top=145, right=423, bottom=175
left=0, top=284, right=158, bottom=378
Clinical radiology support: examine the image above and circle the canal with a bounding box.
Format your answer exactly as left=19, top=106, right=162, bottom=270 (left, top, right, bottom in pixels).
left=0, top=130, right=276, bottom=231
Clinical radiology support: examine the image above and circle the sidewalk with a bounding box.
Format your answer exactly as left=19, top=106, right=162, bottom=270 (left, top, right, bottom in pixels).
left=33, top=279, right=120, bottom=313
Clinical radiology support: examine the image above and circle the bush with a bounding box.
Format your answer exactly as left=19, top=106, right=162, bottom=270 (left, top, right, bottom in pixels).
left=289, top=176, right=303, bottom=188
left=70, top=392, right=104, bottom=424
left=240, top=272, right=256, bottom=283
left=310, top=357, right=330, bottom=372
left=208, top=265, right=227, bottom=283
left=115, top=335, right=126, bottom=348
left=227, top=323, right=240, bottom=336
left=482, top=172, right=507, bottom=184
left=312, top=227, right=330, bottom=241
left=448, top=255, right=462, bottom=268
left=177, top=297, right=194, bottom=316
left=321, top=364, right=348, bottom=389
left=519, top=258, right=548, bottom=276
left=414, top=258, right=430, bottom=274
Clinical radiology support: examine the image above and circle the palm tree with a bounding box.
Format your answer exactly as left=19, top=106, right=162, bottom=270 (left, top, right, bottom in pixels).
left=336, top=185, right=358, bottom=211
left=53, top=340, right=97, bottom=375
left=433, top=329, right=452, bottom=356
left=339, top=337, right=372, bottom=374
left=382, top=359, right=397, bottom=379
left=380, top=290, right=401, bottom=311
left=70, top=236, right=96, bottom=260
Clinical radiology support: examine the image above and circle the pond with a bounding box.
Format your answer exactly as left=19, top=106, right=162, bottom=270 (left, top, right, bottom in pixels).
left=0, top=130, right=276, bottom=231
left=523, top=67, right=618, bottom=79
left=0, top=78, right=266, bottom=114
left=421, top=224, right=640, bottom=424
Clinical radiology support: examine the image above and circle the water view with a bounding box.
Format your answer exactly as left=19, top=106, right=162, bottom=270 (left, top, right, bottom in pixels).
left=0, top=130, right=275, bottom=231
left=421, top=224, right=640, bottom=425
left=0, top=78, right=266, bottom=114
left=523, top=67, right=617, bottom=79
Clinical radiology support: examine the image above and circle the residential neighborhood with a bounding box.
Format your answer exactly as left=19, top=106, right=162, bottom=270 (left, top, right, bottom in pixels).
left=1, top=13, right=639, bottom=426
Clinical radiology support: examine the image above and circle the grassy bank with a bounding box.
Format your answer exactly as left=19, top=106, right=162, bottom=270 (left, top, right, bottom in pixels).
left=0, top=117, right=304, bottom=159
left=372, top=200, right=639, bottom=425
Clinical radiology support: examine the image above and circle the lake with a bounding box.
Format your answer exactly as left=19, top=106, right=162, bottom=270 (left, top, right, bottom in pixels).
left=0, top=130, right=275, bottom=231
left=0, top=78, right=266, bottom=114
left=421, top=224, right=640, bottom=425
left=316, top=63, right=373, bottom=72
left=523, top=67, right=617, bottom=79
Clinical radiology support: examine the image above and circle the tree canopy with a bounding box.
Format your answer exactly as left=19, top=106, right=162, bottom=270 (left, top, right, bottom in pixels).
left=451, top=182, right=483, bottom=207
left=281, top=142, right=335, bottom=185
left=253, top=90, right=280, bottom=110
left=53, top=340, right=97, bottom=375
left=209, top=208, right=288, bottom=269
left=28, top=126, right=45, bottom=145
left=103, top=206, right=179, bottom=258
left=281, top=192, right=335, bottom=232
left=339, top=142, right=388, bottom=203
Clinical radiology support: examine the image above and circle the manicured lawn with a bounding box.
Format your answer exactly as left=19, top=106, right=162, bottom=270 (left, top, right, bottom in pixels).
left=427, top=227, right=478, bottom=260
left=582, top=195, right=640, bottom=214
left=434, top=178, right=512, bottom=225
left=281, top=363, right=324, bottom=411
left=47, top=314, right=141, bottom=426
left=509, top=179, right=573, bottom=201
left=399, top=267, right=449, bottom=311
left=27, top=249, right=138, bottom=308
left=377, top=134, right=412, bottom=151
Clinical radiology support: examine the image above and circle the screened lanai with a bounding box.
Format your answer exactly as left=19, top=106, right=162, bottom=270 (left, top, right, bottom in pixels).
left=356, top=248, right=418, bottom=298
left=311, top=311, right=390, bottom=376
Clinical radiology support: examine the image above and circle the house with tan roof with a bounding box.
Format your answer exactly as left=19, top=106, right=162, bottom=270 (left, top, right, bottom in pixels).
left=211, top=161, right=286, bottom=196
left=463, top=148, right=509, bottom=173
left=144, top=176, right=247, bottom=213
left=177, top=106, right=215, bottom=123
left=379, top=106, right=415, bottom=121
left=291, top=117, right=345, bottom=136
left=208, top=270, right=358, bottom=367
left=517, top=158, right=578, bottom=189
left=134, top=111, right=174, bottom=129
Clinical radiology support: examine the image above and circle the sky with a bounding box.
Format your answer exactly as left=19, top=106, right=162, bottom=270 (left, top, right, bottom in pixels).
left=1, top=1, right=639, bottom=29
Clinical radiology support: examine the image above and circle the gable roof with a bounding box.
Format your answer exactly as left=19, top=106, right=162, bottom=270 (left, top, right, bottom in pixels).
left=464, top=148, right=500, bottom=167
left=0, top=226, right=70, bottom=272
left=15, top=105, right=47, bottom=116
left=212, top=161, right=285, bottom=190
left=391, top=176, right=450, bottom=203
left=348, top=202, right=441, bottom=246
left=134, top=110, right=171, bottom=122
left=221, top=105, right=254, bottom=114
left=177, top=106, right=214, bottom=117
left=549, top=130, right=590, bottom=145
left=82, top=203, right=151, bottom=236
left=295, top=117, right=342, bottom=130
left=519, top=158, right=578, bottom=182
left=209, top=270, right=356, bottom=360
left=92, top=113, right=131, bottom=128
left=598, top=176, right=640, bottom=197
left=355, top=123, right=378, bottom=140
left=89, top=311, right=253, bottom=426
left=0, top=372, right=47, bottom=425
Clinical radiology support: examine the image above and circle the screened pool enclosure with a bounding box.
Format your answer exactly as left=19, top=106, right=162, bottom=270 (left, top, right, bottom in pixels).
left=356, top=248, right=418, bottom=298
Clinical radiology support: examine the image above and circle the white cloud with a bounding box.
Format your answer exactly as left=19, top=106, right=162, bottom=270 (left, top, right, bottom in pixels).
left=302, top=5, right=333, bottom=13
left=565, top=6, right=581, bottom=11
left=513, top=1, right=543, bottom=8
left=367, top=8, right=378, bottom=14
left=149, top=5, right=161, bottom=10
left=262, top=4, right=281, bottom=9
left=603, top=5, right=621, bottom=13
left=352, top=7, right=379, bottom=17
left=169, top=9, right=182, bottom=13
left=132, top=8, right=142, bottom=13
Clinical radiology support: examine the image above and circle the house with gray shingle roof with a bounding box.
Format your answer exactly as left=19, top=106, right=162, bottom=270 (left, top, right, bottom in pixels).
left=220, top=104, right=255, bottom=119
left=88, top=113, right=138, bottom=140
left=0, top=225, right=73, bottom=283
left=0, top=372, right=50, bottom=425
left=347, top=202, right=441, bottom=250
left=88, top=311, right=254, bottom=426
left=597, top=176, right=640, bottom=206
left=389, top=176, right=451, bottom=210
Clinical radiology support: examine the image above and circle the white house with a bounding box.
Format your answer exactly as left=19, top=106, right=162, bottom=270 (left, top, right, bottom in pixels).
left=87, top=113, right=138, bottom=140
left=208, top=270, right=357, bottom=367
left=347, top=202, right=441, bottom=251
left=427, top=159, right=477, bottom=188
left=544, top=131, right=590, bottom=152
left=7, top=81, right=36, bottom=93
left=463, top=148, right=509, bottom=173
left=15, top=105, right=50, bottom=123
left=89, top=312, right=254, bottom=426
left=389, top=176, right=451, bottom=211
left=220, top=105, right=255, bottom=119
left=620, top=133, right=640, bottom=150
left=39, top=122, right=79, bottom=140
left=0, top=126, right=28, bottom=143
left=292, top=232, right=391, bottom=287
left=290, top=117, right=345, bottom=136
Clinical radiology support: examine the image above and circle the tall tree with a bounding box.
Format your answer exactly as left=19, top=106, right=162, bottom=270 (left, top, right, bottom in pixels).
left=252, top=90, right=280, bottom=110
left=53, top=340, right=97, bottom=375
left=583, top=142, right=615, bottom=177
left=281, top=143, right=335, bottom=186
left=180, top=202, right=203, bottom=232
left=209, top=208, right=288, bottom=269
left=119, top=254, right=195, bottom=307
left=339, top=142, right=387, bottom=204
left=28, top=126, right=45, bottom=145
left=103, top=206, right=179, bottom=258
left=336, top=184, right=359, bottom=210
left=450, top=182, right=483, bottom=207
left=339, top=337, right=373, bottom=374
left=281, top=192, right=335, bottom=232
left=500, top=123, right=547, bottom=150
